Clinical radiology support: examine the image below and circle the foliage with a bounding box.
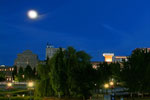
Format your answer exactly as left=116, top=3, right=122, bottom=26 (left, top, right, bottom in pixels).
left=15, top=65, right=38, bottom=82
left=12, top=66, right=17, bottom=80
left=35, top=47, right=95, bottom=99
left=49, top=48, right=68, bottom=97
left=35, top=60, right=54, bottom=97
left=0, top=72, right=5, bottom=82
left=17, top=67, right=24, bottom=82
left=95, top=62, right=121, bottom=89
left=121, top=49, right=150, bottom=92
left=0, top=96, right=32, bottom=100
left=24, top=65, right=33, bottom=80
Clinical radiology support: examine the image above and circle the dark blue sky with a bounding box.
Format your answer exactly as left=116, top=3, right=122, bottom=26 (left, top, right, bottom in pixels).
left=1, top=0, right=150, bottom=65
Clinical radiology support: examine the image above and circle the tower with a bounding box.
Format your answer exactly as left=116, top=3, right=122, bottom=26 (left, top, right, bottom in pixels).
left=46, top=43, right=58, bottom=60
left=103, top=53, right=114, bottom=63
left=46, top=43, right=65, bottom=60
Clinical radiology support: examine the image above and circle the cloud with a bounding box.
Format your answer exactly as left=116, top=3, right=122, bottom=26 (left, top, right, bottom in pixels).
left=101, top=24, right=136, bottom=49
left=102, top=24, right=124, bottom=35
left=102, top=24, right=133, bottom=38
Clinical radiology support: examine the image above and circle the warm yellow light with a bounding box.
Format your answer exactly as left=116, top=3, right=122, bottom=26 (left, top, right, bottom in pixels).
left=103, top=53, right=114, bottom=62
left=27, top=10, right=38, bottom=19
left=105, top=58, right=112, bottom=62
left=7, top=83, right=12, bottom=87
left=28, top=82, right=34, bottom=87
left=104, top=83, right=109, bottom=89
left=22, top=94, right=25, bottom=97
left=109, top=81, right=114, bottom=86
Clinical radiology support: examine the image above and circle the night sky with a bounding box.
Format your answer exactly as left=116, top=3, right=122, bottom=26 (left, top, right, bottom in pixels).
left=1, top=0, right=150, bottom=65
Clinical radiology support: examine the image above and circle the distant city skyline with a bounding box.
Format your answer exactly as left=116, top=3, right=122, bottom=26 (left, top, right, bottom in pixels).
left=1, top=0, right=150, bottom=65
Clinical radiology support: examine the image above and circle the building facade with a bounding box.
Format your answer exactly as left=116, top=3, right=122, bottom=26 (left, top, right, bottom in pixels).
left=91, top=61, right=101, bottom=69
left=0, top=65, right=14, bottom=82
left=114, top=56, right=128, bottom=62
left=14, top=50, right=39, bottom=69
left=132, top=48, right=150, bottom=53
left=103, top=53, right=114, bottom=62
left=103, top=53, right=128, bottom=63
left=46, top=44, right=65, bottom=59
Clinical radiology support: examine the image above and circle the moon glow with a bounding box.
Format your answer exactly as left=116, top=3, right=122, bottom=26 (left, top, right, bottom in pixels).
left=27, top=10, right=38, bottom=19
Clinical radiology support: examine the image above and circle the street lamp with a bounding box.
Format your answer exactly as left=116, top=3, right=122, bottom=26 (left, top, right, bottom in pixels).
left=103, top=83, right=110, bottom=100
left=104, top=83, right=109, bottom=89
left=104, top=83, right=109, bottom=94
left=103, top=81, right=115, bottom=100
left=27, top=81, right=34, bottom=100
left=28, top=82, right=34, bottom=88
left=7, top=83, right=12, bottom=87
left=109, top=81, right=115, bottom=100
left=109, top=81, right=114, bottom=86
left=7, top=82, right=13, bottom=100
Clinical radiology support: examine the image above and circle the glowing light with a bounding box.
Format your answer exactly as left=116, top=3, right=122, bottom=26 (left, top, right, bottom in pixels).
left=104, top=83, right=109, bottom=89
left=105, top=58, right=112, bottom=62
left=27, top=10, right=38, bottom=19
left=27, top=82, right=34, bottom=87
left=109, top=81, right=114, bottom=86
left=7, top=83, right=12, bottom=87
left=22, top=94, right=25, bottom=97
left=103, top=53, right=114, bottom=62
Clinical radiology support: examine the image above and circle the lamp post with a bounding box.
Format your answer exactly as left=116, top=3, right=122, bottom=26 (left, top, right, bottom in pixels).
left=7, top=83, right=12, bottom=87
left=104, top=83, right=109, bottom=89
left=104, top=81, right=115, bottom=100
left=109, top=81, right=115, bottom=100
left=27, top=81, right=34, bottom=100
left=109, top=81, right=114, bottom=86
left=109, top=81, right=114, bottom=93
left=7, top=82, right=13, bottom=100
left=104, top=83, right=109, bottom=94
left=104, top=83, right=110, bottom=100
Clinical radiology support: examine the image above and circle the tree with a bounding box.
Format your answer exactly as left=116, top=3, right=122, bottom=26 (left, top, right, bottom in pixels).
left=109, top=62, right=121, bottom=82
left=17, top=67, right=24, bottom=82
left=0, top=72, right=5, bottom=82
left=12, top=66, right=17, bottom=80
left=35, top=59, right=54, bottom=97
left=121, top=49, right=150, bottom=95
left=66, top=49, right=94, bottom=98
left=97, top=62, right=112, bottom=86
left=35, top=47, right=95, bottom=99
left=49, top=48, right=68, bottom=97
left=24, top=65, right=33, bottom=80
left=32, top=67, right=37, bottom=80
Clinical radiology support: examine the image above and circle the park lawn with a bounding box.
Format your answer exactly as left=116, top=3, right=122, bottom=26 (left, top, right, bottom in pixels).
left=115, top=98, right=150, bottom=100
left=0, top=96, right=31, bottom=100
left=42, top=97, right=82, bottom=100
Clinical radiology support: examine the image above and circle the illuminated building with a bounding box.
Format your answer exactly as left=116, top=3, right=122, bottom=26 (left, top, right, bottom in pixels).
left=91, top=61, right=101, bottom=69
left=46, top=43, right=65, bottom=59
left=103, top=53, right=114, bottom=63
left=114, top=56, right=128, bottom=62
left=0, top=65, right=14, bottom=82
left=14, top=50, right=39, bottom=69
left=133, top=48, right=150, bottom=53
left=103, top=53, right=128, bottom=63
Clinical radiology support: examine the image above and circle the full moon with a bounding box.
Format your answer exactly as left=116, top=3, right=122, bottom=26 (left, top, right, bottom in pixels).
left=27, top=10, right=38, bottom=19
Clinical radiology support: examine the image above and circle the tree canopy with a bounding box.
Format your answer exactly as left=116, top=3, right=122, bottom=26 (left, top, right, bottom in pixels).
left=121, top=49, right=150, bottom=93
left=35, top=47, right=95, bottom=99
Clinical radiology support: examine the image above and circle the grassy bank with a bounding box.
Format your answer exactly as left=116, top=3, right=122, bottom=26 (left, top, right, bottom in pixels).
left=119, top=98, right=150, bottom=100
left=0, top=96, right=31, bottom=100
left=42, top=97, right=82, bottom=100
